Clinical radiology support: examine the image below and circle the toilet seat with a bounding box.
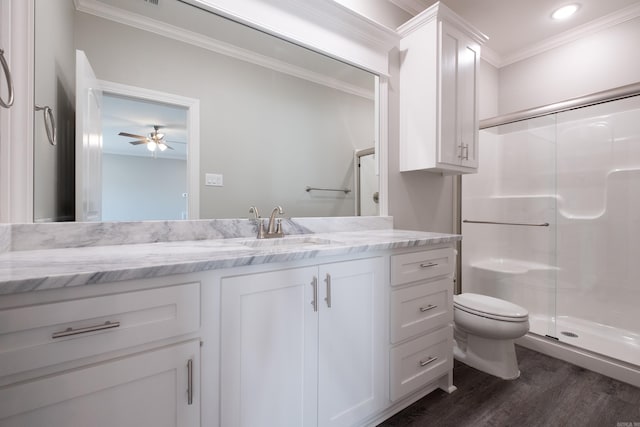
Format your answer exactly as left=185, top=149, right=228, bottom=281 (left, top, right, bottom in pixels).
left=454, top=293, right=528, bottom=323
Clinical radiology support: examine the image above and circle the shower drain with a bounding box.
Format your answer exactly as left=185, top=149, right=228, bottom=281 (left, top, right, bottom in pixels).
left=561, top=331, right=579, bottom=338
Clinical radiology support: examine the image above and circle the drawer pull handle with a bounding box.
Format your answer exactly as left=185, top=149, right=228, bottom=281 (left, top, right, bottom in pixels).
left=311, top=276, right=318, bottom=312
left=419, top=262, right=438, bottom=268
left=419, top=304, right=437, bottom=312
left=52, top=321, right=120, bottom=339
left=324, top=273, right=332, bottom=308
left=419, top=356, right=438, bottom=367
left=187, top=358, right=194, bottom=405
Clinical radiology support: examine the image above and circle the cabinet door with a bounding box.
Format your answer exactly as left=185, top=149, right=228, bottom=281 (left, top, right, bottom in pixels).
left=220, top=267, right=318, bottom=427
left=438, top=21, right=480, bottom=170
left=0, top=340, right=200, bottom=427
left=458, top=31, right=479, bottom=169
left=318, top=258, right=385, bottom=427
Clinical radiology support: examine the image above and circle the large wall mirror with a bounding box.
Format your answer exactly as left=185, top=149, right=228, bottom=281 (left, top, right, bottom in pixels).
left=33, top=0, right=379, bottom=222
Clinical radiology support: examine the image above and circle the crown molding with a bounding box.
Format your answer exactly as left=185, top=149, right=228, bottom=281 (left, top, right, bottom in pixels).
left=388, top=0, right=431, bottom=16
left=74, top=0, right=374, bottom=100
left=496, top=2, right=640, bottom=68
left=182, top=0, right=398, bottom=75
left=479, top=46, right=501, bottom=69
left=397, top=2, right=488, bottom=46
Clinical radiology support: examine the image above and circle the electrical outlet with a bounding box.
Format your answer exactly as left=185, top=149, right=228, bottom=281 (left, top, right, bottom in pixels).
left=205, top=173, right=224, bottom=187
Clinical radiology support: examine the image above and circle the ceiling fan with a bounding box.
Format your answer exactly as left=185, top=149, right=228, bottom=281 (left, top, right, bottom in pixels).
left=118, top=125, right=174, bottom=152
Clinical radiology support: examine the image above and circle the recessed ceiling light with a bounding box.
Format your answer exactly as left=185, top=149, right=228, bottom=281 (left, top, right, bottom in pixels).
left=552, top=4, right=580, bottom=20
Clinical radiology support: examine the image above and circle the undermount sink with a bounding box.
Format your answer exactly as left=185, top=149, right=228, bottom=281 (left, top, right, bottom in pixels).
left=228, top=236, right=335, bottom=248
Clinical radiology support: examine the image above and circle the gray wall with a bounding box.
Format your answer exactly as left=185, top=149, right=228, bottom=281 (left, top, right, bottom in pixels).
left=499, top=17, right=640, bottom=114
left=74, top=12, right=374, bottom=220
left=102, top=154, right=187, bottom=221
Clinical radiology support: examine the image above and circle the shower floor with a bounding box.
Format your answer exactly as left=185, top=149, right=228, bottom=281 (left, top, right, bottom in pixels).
left=529, top=314, right=640, bottom=366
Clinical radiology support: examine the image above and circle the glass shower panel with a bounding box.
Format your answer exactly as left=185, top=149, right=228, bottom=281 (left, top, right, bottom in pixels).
left=554, top=95, right=640, bottom=365
left=461, top=115, right=558, bottom=339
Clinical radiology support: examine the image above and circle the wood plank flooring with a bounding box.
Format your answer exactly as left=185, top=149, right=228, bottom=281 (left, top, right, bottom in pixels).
left=378, top=346, right=640, bottom=427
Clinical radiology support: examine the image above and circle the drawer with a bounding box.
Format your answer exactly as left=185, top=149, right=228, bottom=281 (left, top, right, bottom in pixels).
left=390, top=326, right=453, bottom=402
left=390, top=278, right=452, bottom=343
left=0, top=282, right=200, bottom=378
left=390, top=248, right=455, bottom=286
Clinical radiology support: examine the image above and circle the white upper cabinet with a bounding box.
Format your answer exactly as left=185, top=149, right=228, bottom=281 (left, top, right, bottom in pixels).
left=398, top=3, right=487, bottom=174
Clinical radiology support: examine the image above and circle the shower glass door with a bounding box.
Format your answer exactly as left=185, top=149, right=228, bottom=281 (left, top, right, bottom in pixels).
left=553, top=95, right=640, bottom=365
left=462, top=93, right=640, bottom=367
left=461, top=115, right=558, bottom=339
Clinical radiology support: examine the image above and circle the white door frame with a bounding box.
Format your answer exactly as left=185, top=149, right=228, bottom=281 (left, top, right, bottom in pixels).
left=98, top=80, right=201, bottom=220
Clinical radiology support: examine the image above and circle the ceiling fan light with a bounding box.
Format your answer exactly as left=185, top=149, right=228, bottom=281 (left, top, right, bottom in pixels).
left=147, top=141, right=157, bottom=151
left=552, top=4, right=579, bottom=20
left=158, top=143, right=168, bottom=151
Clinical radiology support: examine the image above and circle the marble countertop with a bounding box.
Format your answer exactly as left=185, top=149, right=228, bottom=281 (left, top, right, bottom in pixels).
left=0, top=229, right=460, bottom=296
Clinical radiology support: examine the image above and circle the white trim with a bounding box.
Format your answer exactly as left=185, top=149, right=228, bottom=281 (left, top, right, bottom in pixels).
left=397, top=2, right=488, bottom=46
left=377, top=76, right=390, bottom=218
left=492, top=2, right=640, bottom=68
left=98, top=80, right=201, bottom=220
left=388, top=0, right=430, bottom=17
left=478, top=46, right=501, bottom=69
left=181, top=0, right=398, bottom=75
left=75, top=0, right=374, bottom=100
left=0, top=0, right=34, bottom=223
left=517, top=333, right=640, bottom=388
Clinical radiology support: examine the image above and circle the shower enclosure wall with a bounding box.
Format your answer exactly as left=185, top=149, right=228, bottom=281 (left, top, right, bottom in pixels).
left=461, top=87, right=640, bottom=385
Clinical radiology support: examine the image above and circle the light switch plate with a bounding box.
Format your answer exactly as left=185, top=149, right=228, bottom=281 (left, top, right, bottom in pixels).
left=205, top=173, right=223, bottom=186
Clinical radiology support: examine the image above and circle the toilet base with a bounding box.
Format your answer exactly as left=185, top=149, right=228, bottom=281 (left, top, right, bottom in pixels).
left=453, top=329, right=521, bottom=380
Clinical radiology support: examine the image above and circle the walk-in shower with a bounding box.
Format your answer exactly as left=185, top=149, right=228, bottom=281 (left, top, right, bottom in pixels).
left=460, top=83, right=640, bottom=386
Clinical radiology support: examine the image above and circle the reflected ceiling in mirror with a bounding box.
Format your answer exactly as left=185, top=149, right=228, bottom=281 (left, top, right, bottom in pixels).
left=33, top=0, right=378, bottom=222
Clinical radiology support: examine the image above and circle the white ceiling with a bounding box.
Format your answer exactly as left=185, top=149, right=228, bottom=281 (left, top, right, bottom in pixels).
left=398, top=0, right=640, bottom=66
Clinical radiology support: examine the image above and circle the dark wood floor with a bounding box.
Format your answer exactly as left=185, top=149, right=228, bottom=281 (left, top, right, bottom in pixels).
left=379, top=346, right=640, bottom=427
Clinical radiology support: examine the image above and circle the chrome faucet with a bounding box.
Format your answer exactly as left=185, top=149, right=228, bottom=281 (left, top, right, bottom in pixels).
left=265, top=206, right=284, bottom=238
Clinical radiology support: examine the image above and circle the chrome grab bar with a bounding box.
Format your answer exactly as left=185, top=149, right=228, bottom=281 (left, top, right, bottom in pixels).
left=52, top=321, right=120, bottom=339
left=35, top=105, right=57, bottom=146
left=306, top=186, right=351, bottom=194
left=463, top=220, right=549, bottom=227
left=0, top=49, right=14, bottom=108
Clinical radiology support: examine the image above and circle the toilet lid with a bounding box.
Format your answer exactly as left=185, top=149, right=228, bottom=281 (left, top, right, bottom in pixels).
left=454, top=293, right=529, bottom=321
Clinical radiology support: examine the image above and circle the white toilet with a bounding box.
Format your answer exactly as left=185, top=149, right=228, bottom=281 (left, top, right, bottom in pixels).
left=453, top=293, right=529, bottom=380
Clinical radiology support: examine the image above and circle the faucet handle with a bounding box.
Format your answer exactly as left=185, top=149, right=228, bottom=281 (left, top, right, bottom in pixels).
left=276, top=218, right=283, bottom=234
left=257, top=218, right=266, bottom=239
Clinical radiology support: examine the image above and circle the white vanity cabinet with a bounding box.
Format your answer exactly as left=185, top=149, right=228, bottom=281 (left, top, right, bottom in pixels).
left=0, top=277, right=203, bottom=427
left=219, top=257, right=386, bottom=427
left=388, top=247, right=456, bottom=401
left=398, top=3, right=485, bottom=174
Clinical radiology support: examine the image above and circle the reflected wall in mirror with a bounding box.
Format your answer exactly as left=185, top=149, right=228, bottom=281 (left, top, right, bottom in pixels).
left=33, top=0, right=378, bottom=222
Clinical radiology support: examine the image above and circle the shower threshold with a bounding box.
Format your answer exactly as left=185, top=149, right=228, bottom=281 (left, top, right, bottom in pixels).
left=529, top=314, right=640, bottom=367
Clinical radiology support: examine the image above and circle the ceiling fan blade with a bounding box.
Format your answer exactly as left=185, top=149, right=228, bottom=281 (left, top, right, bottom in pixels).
left=119, top=131, right=147, bottom=140
left=128, top=140, right=147, bottom=145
